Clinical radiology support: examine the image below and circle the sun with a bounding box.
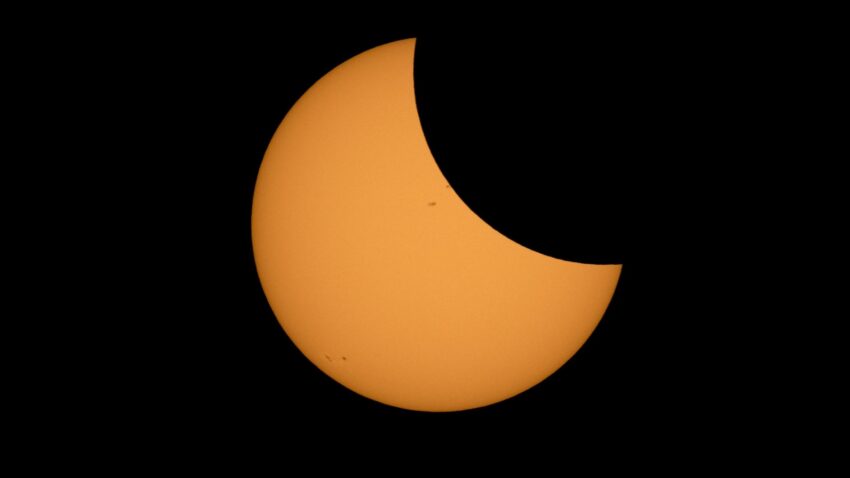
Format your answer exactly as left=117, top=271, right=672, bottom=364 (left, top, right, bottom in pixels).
left=252, top=39, right=621, bottom=412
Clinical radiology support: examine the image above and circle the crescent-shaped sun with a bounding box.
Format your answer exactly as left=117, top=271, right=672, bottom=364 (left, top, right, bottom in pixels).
left=252, top=39, right=621, bottom=412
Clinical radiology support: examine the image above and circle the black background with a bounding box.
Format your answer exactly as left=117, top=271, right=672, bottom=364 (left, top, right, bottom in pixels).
left=17, top=12, right=827, bottom=449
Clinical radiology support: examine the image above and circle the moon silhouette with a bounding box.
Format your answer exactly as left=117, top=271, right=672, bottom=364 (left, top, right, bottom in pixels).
left=252, top=39, right=621, bottom=412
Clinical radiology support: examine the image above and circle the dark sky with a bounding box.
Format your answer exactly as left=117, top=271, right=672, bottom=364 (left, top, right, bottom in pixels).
left=15, top=13, right=821, bottom=452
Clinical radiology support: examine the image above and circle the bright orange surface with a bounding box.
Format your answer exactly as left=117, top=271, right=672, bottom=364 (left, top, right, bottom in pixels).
left=252, top=39, right=621, bottom=411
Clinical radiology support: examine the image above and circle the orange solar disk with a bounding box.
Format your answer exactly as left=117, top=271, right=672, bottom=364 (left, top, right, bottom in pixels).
left=252, top=39, right=621, bottom=412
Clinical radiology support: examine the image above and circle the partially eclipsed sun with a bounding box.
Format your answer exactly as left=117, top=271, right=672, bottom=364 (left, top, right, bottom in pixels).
left=251, top=39, right=621, bottom=412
